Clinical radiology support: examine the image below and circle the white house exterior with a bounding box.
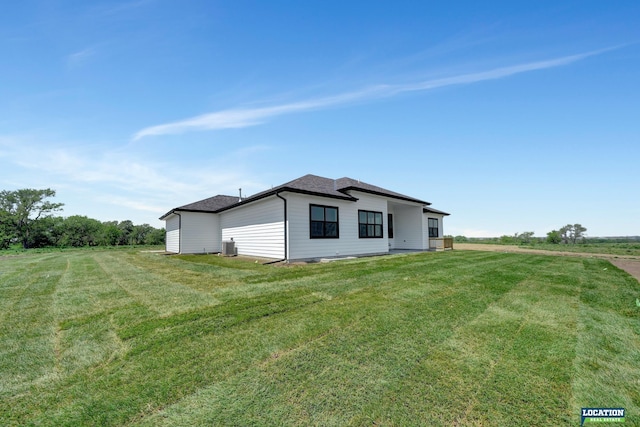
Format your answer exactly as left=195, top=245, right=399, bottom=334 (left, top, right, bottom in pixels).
left=160, top=174, right=449, bottom=261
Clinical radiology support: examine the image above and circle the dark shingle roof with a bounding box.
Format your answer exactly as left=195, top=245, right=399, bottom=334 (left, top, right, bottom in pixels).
left=161, top=174, right=435, bottom=219
left=335, top=177, right=429, bottom=205
left=178, top=195, right=239, bottom=211
left=215, top=174, right=430, bottom=212
left=159, top=195, right=238, bottom=219
left=248, top=174, right=358, bottom=201
left=423, top=207, right=450, bottom=216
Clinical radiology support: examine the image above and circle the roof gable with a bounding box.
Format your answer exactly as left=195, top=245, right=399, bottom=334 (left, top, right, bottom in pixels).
left=335, top=177, right=429, bottom=205
left=269, top=174, right=358, bottom=200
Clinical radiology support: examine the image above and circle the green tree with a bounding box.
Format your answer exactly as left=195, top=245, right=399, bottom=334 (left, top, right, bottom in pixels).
left=29, top=216, right=64, bottom=248
left=559, top=225, right=572, bottom=244
left=0, top=209, right=15, bottom=249
left=499, top=234, right=516, bottom=244
left=117, top=220, right=135, bottom=245
left=130, top=224, right=153, bottom=245
left=99, top=221, right=123, bottom=246
left=571, top=223, right=587, bottom=244
left=517, top=231, right=535, bottom=244
left=546, top=230, right=562, bottom=244
left=556, top=224, right=588, bottom=244
left=59, top=216, right=103, bottom=247
left=0, top=189, right=64, bottom=249
left=145, top=227, right=165, bottom=245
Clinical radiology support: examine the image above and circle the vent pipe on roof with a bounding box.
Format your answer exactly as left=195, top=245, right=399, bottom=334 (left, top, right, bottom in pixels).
left=238, top=188, right=242, bottom=202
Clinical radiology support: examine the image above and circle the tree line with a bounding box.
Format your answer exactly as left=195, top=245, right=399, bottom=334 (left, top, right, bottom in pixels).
left=0, top=188, right=164, bottom=250
left=451, top=223, right=589, bottom=245
left=545, top=224, right=587, bottom=244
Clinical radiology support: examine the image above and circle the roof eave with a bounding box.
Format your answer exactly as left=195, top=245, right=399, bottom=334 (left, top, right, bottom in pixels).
left=215, top=187, right=358, bottom=213
left=423, top=208, right=451, bottom=216
left=340, top=187, right=430, bottom=205
left=159, top=210, right=175, bottom=220
left=160, top=207, right=228, bottom=220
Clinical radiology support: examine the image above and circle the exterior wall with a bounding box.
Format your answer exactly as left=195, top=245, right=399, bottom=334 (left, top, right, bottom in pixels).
left=220, top=197, right=285, bottom=259
left=393, top=205, right=426, bottom=250
left=423, top=213, right=445, bottom=249
left=180, top=212, right=220, bottom=254
left=286, top=191, right=390, bottom=260
left=165, top=214, right=180, bottom=253
left=164, top=185, right=440, bottom=259
left=387, top=207, right=396, bottom=250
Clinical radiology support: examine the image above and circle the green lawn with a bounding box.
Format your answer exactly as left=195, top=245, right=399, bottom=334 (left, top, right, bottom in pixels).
left=1, top=249, right=639, bottom=426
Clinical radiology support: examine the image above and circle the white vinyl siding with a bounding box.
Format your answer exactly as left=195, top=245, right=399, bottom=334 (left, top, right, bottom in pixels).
left=423, top=213, right=445, bottom=249
left=393, top=204, right=426, bottom=250
left=180, top=212, right=220, bottom=254
left=286, top=192, right=389, bottom=260
left=387, top=207, right=396, bottom=249
left=220, top=197, right=284, bottom=259
left=163, top=189, right=433, bottom=260
left=165, top=214, right=180, bottom=253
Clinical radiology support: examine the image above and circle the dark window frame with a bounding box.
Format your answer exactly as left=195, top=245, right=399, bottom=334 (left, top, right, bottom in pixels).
left=309, top=204, right=339, bottom=239
left=358, top=209, right=384, bottom=239
left=428, top=218, right=439, bottom=238
left=388, top=213, right=394, bottom=238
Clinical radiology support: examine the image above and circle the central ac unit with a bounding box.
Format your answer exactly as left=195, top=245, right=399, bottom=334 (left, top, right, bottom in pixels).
left=222, top=240, right=235, bottom=256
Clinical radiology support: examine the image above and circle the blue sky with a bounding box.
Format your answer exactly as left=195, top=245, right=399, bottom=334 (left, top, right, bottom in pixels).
left=1, top=1, right=638, bottom=237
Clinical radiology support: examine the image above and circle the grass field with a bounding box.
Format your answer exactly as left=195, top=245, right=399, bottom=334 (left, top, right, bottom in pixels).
left=1, top=249, right=639, bottom=426
left=524, top=242, right=640, bottom=256
left=459, top=241, right=640, bottom=257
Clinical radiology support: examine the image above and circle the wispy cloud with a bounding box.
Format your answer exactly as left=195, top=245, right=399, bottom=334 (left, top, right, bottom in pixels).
left=1, top=137, right=266, bottom=220
left=132, top=47, right=614, bottom=141
left=94, top=195, right=168, bottom=214
left=67, top=47, right=97, bottom=68
left=14, top=148, right=257, bottom=201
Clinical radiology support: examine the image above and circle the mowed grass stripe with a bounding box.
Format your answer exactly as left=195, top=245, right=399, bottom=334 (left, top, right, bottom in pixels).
left=131, top=254, right=554, bottom=426
left=53, top=252, right=130, bottom=320
left=134, top=261, right=517, bottom=425
left=572, top=259, right=640, bottom=421
left=124, top=251, right=262, bottom=293
left=395, top=276, right=577, bottom=426
left=0, top=254, right=67, bottom=396
left=1, top=249, right=638, bottom=426
left=92, top=252, right=221, bottom=316
left=2, top=252, right=508, bottom=421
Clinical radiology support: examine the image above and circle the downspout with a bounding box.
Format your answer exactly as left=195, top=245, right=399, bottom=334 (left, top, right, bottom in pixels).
left=175, top=211, right=182, bottom=254
left=275, top=192, right=288, bottom=262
